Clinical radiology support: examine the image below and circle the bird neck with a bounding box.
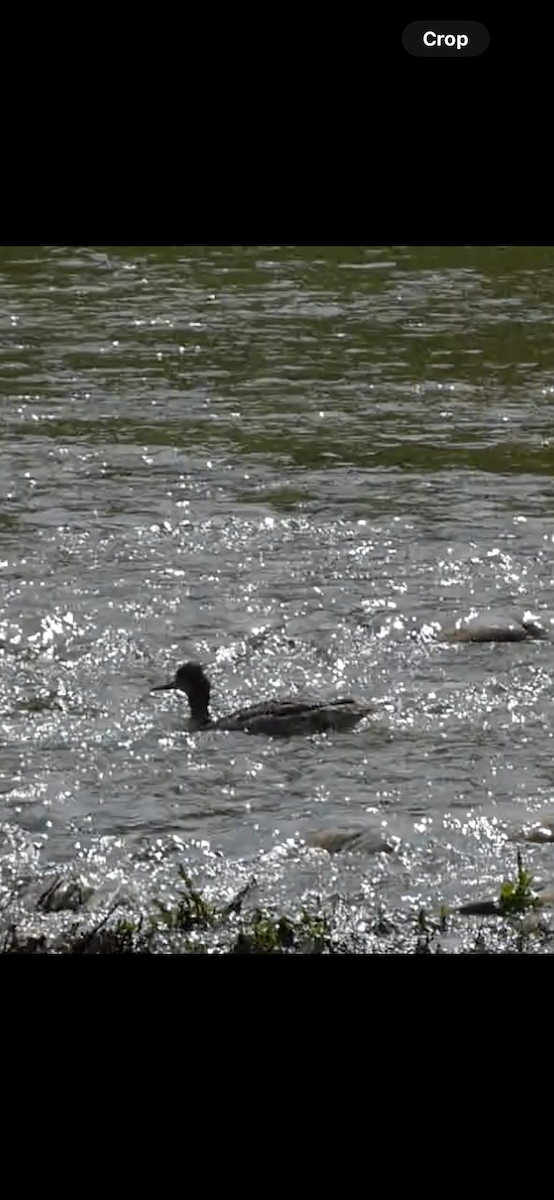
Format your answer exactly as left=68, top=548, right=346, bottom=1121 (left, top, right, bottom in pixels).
left=187, top=693, right=211, bottom=726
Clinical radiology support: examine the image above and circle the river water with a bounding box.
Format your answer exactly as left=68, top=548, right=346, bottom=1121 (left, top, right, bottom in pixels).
left=2, top=245, right=554, bottom=943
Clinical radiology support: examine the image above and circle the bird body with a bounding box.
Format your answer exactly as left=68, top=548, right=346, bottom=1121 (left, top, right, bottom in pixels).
left=152, top=662, right=374, bottom=736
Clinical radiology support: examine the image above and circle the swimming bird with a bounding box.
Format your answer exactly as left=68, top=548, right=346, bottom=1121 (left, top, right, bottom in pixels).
left=151, top=661, right=374, bottom=736
left=440, top=619, right=548, bottom=644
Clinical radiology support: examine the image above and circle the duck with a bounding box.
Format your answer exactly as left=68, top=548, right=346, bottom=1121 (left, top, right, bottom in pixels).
left=151, top=661, right=374, bottom=736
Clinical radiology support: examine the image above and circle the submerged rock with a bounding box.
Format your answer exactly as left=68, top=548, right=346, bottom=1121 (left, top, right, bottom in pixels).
left=440, top=618, right=548, bottom=644
left=307, top=828, right=396, bottom=855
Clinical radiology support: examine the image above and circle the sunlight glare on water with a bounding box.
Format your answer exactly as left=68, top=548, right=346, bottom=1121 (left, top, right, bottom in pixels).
left=2, top=245, right=554, bottom=941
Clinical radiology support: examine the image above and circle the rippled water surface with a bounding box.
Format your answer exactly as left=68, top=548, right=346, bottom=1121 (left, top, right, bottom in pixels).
left=2, top=245, right=554, bottom=939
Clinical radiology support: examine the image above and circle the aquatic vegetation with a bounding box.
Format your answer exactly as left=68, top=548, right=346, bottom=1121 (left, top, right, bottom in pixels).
left=232, top=909, right=330, bottom=954
left=458, top=850, right=542, bottom=918
left=1, top=853, right=553, bottom=953
left=151, top=866, right=218, bottom=932
left=498, top=850, right=540, bottom=916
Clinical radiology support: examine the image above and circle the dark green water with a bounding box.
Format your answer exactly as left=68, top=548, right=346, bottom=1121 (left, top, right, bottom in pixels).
left=2, top=245, right=554, bottom=942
